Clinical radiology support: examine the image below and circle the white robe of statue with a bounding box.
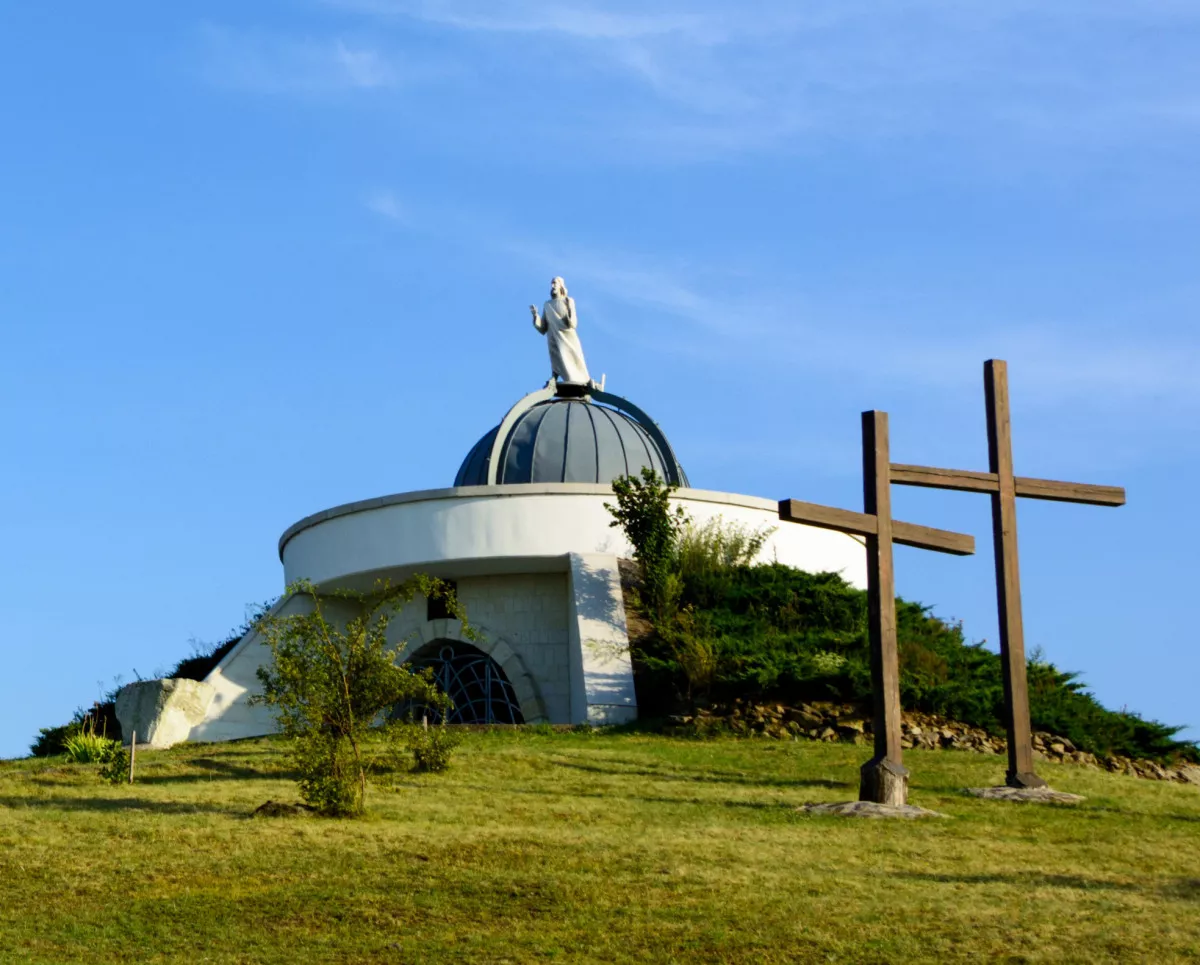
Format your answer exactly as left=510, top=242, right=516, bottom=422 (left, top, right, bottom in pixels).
left=532, top=284, right=591, bottom=385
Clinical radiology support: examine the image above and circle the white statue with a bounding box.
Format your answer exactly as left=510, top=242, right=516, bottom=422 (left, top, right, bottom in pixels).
left=530, top=276, right=591, bottom=385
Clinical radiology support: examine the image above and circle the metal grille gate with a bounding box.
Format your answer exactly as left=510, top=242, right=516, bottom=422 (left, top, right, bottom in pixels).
left=402, top=641, right=525, bottom=725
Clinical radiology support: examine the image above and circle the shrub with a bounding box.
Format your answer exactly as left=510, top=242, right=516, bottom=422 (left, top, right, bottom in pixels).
left=677, top=517, right=774, bottom=583
left=98, top=744, right=130, bottom=785
left=405, top=723, right=463, bottom=773
left=253, top=577, right=465, bottom=816
left=30, top=722, right=81, bottom=758
left=606, top=469, right=688, bottom=623
left=660, top=608, right=720, bottom=703
left=670, top=564, right=1200, bottom=763
left=32, top=703, right=122, bottom=758
left=604, top=478, right=1199, bottom=765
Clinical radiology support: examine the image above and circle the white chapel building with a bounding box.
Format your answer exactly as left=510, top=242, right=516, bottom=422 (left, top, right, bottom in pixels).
left=120, top=282, right=867, bottom=746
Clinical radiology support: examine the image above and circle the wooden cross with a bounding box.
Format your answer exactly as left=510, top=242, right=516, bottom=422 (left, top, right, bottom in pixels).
left=779, top=411, right=975, bottom=806
left=890, top=360, right=1126, bottom=788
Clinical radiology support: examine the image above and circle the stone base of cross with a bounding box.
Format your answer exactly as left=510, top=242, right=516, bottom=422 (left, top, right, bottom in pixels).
left=779, top=412, right=975, bottom=806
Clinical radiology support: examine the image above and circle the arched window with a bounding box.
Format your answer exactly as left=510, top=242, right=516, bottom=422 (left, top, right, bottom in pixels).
left=399, top=640, right=525, bottom=725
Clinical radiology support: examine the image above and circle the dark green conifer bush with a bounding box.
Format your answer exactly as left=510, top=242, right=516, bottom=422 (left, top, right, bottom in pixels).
left=609, top=471, right=1198, bottom=764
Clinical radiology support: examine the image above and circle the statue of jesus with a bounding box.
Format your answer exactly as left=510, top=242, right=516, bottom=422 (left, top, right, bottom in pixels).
left=530, top=276, right=591, bottom=386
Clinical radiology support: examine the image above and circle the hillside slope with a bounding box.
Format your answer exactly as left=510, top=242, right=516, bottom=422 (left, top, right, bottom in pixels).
left=2, top=731, right=1198, bottom=963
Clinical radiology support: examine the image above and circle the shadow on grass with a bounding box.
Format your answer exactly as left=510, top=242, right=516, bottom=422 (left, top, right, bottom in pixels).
left=915, top=783, right=1089, bottom=801
left=0, top=795, right=238, bottom=816
left=561, top=789, right=818, bottom=811
left=1164, top=879, right=1200, bottom=900
left=547, top=757, right=852, bottom=791
left=137, top=757, right=301, bottom=785
left=893, top=871, right=1141, bottom=892
left=1050, top=803, right=1200, bottom=824
left=897, top=871, right=1200, bottom=901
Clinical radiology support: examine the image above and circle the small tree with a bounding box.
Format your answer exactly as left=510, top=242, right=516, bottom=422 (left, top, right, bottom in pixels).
left=606, top=470, right=775, bottom=708
left=605, top=468, right=689, bottom=623
left=253, top=577, right=464, bottom=816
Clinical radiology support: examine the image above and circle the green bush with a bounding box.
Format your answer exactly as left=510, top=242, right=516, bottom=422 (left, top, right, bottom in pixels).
left=30, top=701, right=122, bottom=757
left=606, top=468, right=688, bottom=623
left=673, top=564, right=1198, bottom=763
left=677, top=516, right=773, bottom=582
left=253, top=577, right=465, bottom=816
left=98, top=744, right=130, bottom=785
left=30, top=722, right=81, bottom=758
left=405, top=723, right=463, bottom=773
left=606, top=471, right=1198, bottom=764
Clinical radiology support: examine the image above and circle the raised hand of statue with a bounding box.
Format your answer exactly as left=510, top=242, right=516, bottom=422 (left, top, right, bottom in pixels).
left=530, top=303, right=546, bottom=334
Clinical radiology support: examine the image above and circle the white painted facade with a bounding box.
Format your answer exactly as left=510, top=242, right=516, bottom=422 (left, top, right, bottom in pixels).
left=278, top=484, right=867, bottom=590
left=184, top=484, right=866, bottom=744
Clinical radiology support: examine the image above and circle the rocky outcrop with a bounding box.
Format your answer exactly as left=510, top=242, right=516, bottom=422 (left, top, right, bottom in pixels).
left=666, top=699, right=1200, bottom=786
left=114, top=678, right=216, bottom=749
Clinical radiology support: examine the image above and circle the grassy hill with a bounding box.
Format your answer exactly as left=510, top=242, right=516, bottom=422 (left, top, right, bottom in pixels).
left=2, top=729, right=1199, bottom=964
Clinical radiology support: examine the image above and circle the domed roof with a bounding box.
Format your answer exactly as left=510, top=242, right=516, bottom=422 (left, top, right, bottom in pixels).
left=454, top=386, right=689, bottom=488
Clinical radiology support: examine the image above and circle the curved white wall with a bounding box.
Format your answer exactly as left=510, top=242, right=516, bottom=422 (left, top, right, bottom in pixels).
left=280, top=484, right=866, bottom=589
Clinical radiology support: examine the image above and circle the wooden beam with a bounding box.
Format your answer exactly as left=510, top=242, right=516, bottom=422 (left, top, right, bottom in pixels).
left=893, top=521, right=975, bottom=557
left=779, top=499, right=974, bottom=556
left=891, top=463, right=1125, bottom=507
left=890, top=464, right=999, bottom=494
left=1014, top=477, right=1126, bottom=507
left=985, top=360, right=1046, bottom=790
left=864, top=411, right=901, bottom=765
left=859, top=411, right=907, bottom=806
left=778, top=499, right=876, bottom=537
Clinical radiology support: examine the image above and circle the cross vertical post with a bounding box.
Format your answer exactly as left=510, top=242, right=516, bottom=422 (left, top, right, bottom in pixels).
left=859, top=411, right=908, bottom=804
left=985, top=360, right=1044, bottom=789
left=779, top=410, right=975, bottom=807
left=889, top=359, right=1125, bottom=790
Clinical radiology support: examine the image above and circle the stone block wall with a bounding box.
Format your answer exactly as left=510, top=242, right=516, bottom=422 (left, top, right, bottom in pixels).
left=188, top=566, right=623, bottom=741
left=389, top=572, right=572, bottom=723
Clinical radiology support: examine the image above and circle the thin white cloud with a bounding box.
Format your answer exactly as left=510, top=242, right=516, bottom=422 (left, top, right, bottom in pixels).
left=331, top=41, right=396, bottom=89
left=366, top=190, right=407, bottom=222
left=364, top=191, right=1200, bottom=416
left=321, top=0, right=1200, bottom=160
left=326, top=0, right=714, bottom=42
left=196, top=24, right=399, bottom=94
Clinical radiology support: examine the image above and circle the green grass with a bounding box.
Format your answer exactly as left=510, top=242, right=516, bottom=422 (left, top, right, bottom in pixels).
left=2, top=731, right=1198, bottom=964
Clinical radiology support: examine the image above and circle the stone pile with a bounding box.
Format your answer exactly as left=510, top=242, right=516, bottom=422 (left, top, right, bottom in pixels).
left=666, top=699, right=1200, bottom=787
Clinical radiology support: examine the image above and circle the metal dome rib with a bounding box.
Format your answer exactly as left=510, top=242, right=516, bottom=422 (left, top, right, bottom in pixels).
left=453, top=387, right=688, bottom=488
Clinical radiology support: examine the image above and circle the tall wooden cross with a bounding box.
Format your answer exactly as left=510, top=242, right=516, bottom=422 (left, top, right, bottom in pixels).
left=889, top=360, right=1126, bottom=788
left=779, top=411, right=975, bottom=806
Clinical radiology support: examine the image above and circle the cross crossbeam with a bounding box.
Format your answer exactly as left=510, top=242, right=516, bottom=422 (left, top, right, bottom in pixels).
left=889, top=465, right=1125, bottom=507
left=890, top=360, right=1126, bottom=789
left=778, top=411, right=976, bottom=807
left=779, top=500, right=975, bottom=556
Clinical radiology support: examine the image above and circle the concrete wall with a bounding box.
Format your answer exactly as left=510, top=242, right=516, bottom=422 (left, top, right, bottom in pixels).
left=187, top=485, right=867, bottom=744
left=388, top=572, right=571, bottom=723
left=567, top=554, right=637, bottom=725
left=189, top=593, right=312, bottom=743
left=279, top=484, right=867, bottom=591
left=191, top=571, right=580, bottom=741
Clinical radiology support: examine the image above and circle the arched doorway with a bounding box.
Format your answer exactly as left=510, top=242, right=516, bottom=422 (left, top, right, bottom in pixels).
left=401, top=640, right=525, bottom=725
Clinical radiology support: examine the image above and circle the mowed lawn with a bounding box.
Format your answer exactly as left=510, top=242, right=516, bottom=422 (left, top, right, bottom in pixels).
left=1, top=730, right=1198, bottom=964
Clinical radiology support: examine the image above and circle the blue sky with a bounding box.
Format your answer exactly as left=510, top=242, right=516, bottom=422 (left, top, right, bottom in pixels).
left=2, top=1, right=1198, bottom=759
